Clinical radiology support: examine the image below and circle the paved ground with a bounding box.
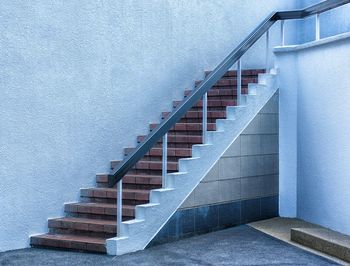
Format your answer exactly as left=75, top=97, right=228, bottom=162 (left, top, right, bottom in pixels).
left=250, top=217, right=347, bottom=265
left=0, top=225, right=339, bottom=266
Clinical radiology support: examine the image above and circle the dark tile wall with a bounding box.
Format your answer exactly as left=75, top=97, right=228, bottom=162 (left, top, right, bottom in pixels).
left=148, top=195, right=278, bottom=247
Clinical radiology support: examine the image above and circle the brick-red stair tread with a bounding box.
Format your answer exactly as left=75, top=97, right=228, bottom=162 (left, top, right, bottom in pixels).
left=81, top=187, right=150, bottom=199
left=49, top=217, right=116, bottom=226
left=205, top=69, right=264, bottom=77
left=30, top=233, right=106, bottom=253
left=173, top=99, right=235, bottom=107
left=137, top=134, right=202, bottom=143
left=111, top=160, right=178, bottom=172
left=195, top=77, right=257, bottom=86
left=150, top=122, right=216, bottom=131
left=65, top=202, right=134, bottom=209
left=184, top=88, right=247, bottom=97
left=65, top=202, right=135, bottom=217
left=163, top=110, right=226, bottom=119
left=97, top=173, right=161, bottom=184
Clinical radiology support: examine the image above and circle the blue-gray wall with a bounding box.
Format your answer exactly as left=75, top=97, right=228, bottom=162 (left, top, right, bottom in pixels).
left=0, top=0, right=298, bottom=252
left=276, top=33, right=350, bottom=235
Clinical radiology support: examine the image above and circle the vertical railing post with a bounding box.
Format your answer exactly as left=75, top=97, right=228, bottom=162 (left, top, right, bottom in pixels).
left=162, top=133, right=167, bottom=188
left=281, top=20, right=285, bottom=46
left=315, top=13, right=320, bottom=41
left=265, top=29, right=270, bottom=73
left=237, top=59, right=242, bottom=106
left=117, top=179, right=122, bottom=237
left=202, top=93, right=207, bottom=144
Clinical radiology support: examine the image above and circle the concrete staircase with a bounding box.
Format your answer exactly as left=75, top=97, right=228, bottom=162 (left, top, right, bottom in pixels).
left=30, top=69, right=278, bottom=255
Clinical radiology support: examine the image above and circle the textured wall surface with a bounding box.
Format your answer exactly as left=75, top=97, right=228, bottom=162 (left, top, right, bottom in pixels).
left=149, top=95, right=279, bottom=245
left=275, top=35, right=350, bottom=235
left=0, top=1, right=297, bottom=251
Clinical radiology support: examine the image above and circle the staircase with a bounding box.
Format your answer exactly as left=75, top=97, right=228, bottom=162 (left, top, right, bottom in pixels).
left=30, top=69, right=266, bottom=253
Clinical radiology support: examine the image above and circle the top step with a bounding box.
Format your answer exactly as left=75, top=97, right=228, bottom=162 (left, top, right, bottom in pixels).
left=205, top=69, right=265, bottom=78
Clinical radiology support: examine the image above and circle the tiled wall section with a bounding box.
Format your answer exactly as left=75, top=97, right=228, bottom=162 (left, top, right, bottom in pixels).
left=149, top=195, right=278, bottom=246
left=148, top=93, right=279, bottom=247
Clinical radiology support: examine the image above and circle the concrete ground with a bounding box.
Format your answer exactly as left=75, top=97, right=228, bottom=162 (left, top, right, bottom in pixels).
left=249, top=217, right=348, bottom=265
left=0, top=225, right=339, bottom=266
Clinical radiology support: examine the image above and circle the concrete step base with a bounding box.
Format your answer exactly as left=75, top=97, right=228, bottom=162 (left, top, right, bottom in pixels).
left=291, top=227, right=350, bottom=262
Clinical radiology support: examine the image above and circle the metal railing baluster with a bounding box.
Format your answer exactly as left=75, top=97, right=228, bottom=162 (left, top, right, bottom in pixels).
left=281, top=20, right=285, bottom=46
left=117, top=180, right=122, bottom=237
left=315, top=13, right=320, bottom=40
left=266, top=29, right=270, bottom=73
left=237, top=59, right=242, bottom=105
left=202, top=93, right=207, bottom=143
left=162, top=133, right=167, bottom=188
left=202, top=93, right=208, bottom=144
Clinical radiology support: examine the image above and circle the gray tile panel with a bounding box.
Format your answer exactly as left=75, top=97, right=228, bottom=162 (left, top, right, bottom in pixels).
left=180, top=94, right=279, bottom=209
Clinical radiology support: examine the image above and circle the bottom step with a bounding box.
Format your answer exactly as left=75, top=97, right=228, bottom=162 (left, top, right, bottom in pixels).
left=291, top=228, right=350, bottom=262
left=30, top=234, right=106, bottom=253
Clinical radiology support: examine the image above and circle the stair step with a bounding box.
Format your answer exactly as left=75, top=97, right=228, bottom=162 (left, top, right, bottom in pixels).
left=173, top=99, right=236, bottom=109
left=81, top=187, right=150, bottom=201
left=205, top=69, right=265, bottom=78
left=291, top=228, right=350, bottom=262
left=96, top=173, right=162, bottom=189
left=184, top=88, right=248, bottom=98
left=162, top=110, right=226, bottom=120
left=111, top=160, right=178, bottom=172
left=48, top=217, right=116, bottom=237
left=150, top=122, right=216, bottom=134
left=163, top=110, right=226, bottom=124
left=30, top=233, right=106, bottom=253
left=125, top=147, right=192, bottom=161
left=64, top=202, right=135, bottom=218
left=137, top=134, right=202, bottom=148
left=195, top=77, right=257, bottom=87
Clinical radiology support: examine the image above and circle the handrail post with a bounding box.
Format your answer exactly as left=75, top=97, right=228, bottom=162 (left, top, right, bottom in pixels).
left=117, top=179, right=122, bottom=237
left=315, top=13, right=320, bottom=40
left=202, top=93, right=207, bottom=143
left=162, top=133, right=167, bottom=188
left=265, top=29, right=270, bottom=73
left=281, top=20, right=285, bottom=46
left=237, top=59, right=242, bottom=105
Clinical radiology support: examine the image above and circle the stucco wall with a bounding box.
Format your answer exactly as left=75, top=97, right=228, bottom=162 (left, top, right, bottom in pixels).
left=275, top=34, right=350, bottom=235
left=0, top=1, right=297, bottom=251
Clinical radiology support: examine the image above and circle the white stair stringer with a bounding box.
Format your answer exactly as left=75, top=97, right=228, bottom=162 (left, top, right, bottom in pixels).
left=106, top=71, right=278, bottom=256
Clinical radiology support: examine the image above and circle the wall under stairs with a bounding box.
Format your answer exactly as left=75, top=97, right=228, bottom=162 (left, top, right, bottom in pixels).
left=149, top=93, right=279, bottom=245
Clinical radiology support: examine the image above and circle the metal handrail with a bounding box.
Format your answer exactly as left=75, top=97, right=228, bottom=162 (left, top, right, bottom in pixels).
left=108, top=0, right=350, bottom=187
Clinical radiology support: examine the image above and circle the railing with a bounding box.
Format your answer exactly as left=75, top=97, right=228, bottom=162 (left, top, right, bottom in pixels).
left=109, top=0, right=350, bottom=236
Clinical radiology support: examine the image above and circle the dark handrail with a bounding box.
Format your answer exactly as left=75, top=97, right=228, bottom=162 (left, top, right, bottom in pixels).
left=108, top=0, right=350, bottom=187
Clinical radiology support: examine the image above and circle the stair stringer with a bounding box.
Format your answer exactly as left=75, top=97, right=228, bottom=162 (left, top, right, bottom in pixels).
left=106, top=72, right=278, bottom=256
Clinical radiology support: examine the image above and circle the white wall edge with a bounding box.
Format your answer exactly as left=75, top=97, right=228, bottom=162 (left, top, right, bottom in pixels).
left=274, top=31, right=350, bottom=53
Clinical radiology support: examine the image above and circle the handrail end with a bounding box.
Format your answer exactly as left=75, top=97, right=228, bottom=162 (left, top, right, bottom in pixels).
left=108, top=174, right=117, bottom=188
